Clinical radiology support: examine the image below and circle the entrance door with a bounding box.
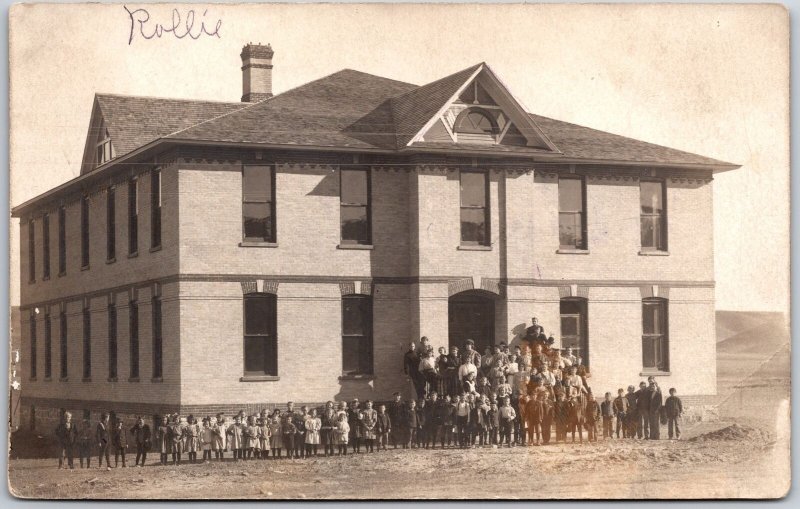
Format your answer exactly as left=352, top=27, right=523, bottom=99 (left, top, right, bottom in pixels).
left=448, top=292, right=495, bottom=354
left=560, top=298, right=589, bottom=365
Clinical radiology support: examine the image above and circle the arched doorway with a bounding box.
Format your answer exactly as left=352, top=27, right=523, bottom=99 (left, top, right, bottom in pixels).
left=448, top=291, right=496, bottom=353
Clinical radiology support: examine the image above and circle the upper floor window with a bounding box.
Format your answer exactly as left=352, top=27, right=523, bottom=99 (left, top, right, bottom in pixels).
left=342, top=295, right=373, bottom=376
left=96, top=129, right=113, bottom=165
left=107, top=187, right=116, bottom=261
left=151, top=170, right=162, bottom=249
left=243, top=293, right=277, bottom=376
left=640, top=180, right=667, bottom=251
left=27, top=219, right=35, bottom=283
left=82, top=306, right=91, bottom=380
left=80, top=196, right=90, bottom=268
left=108, top=303, right=117, bottom=380
left=128, top=178, right=138, bottom=255
left=43, top=311, right=51, bottom=379
left=459, top=170, right=490, bottom=246
left=58, top=206, right=66, bottom=275
left=59, top=309, right=68, bottom=379
left=42, top=214, right=50, bottom=279
left=642, top=298, right=669, bottom=372
left=242, top=165, right=276, bottom=243
left=558, top=176, right=587, bottom=250
left=340, top=169, right=371, bottom=245
left=129, top=300, right=139, bottom=380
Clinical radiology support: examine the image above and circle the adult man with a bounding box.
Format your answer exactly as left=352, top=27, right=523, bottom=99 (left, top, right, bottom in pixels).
left=612, top=388, right=630, bottom=438
left=563, top=347, right=578, bottom=367
left=624, top=386, right=638, bottom=438
left=403, top=341, right=425, bottom=399
left=524, top=317, right=547, bottom=346
left=462, top=339, right=481, bottom=367
left=635, top=382, right=651, bottom=439
left=648, top=377, right=663, bottom=440
left=387, top=392, right=407, bottom=449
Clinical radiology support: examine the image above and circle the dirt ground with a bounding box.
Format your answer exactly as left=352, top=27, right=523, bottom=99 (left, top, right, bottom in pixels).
left=7, top=312, right=790, bottom=499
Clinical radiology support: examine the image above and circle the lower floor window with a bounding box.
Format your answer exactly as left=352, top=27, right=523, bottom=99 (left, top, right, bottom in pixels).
left=342, top=295, right=373, bottom=375
left=642, top=298, right=669, bottom=371
left=243, top=293, right=278, bottom=376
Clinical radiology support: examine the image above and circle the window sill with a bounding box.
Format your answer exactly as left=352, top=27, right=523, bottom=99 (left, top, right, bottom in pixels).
left=82, top=377, right=92, bottom=383
left=29, top=377, right=37, bottom=382
left=106, top=258, right=116, bottom=265
left=556, top=248, right=590, bottom=255
left=107, top=377, right=118, bottom=383
left=457, top=245, right=492, bottom=251
left=639, top=250, right=669, bottom=256
left=149, top=245, right=162, bottom=253
left=640, top=371, right=671, bottom=377
left=57, top=271, right=66, bottom=278
left=59, top=377, right=68, bottom=383
left=239, top=241, right=279, bottom=248
left=240, top=375, right=280, bottom=382
left=337, top=244, right=374, bottom=250
left=151, top=377, right=163, bottom=383
left=42, top=275, right=50, bottom=281
left=338, top=374, right=375, bottom=381
left=128, top=377, right=140, bottom=383
left=128, top=252, right=139, bottom=259
left=80, top=265, right=90, bottom=272
left=44, top=377, right=52, bottom=382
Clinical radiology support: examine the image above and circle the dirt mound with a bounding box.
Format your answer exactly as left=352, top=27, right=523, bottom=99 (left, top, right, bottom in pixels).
left=689, top=424, right=769, bottom=443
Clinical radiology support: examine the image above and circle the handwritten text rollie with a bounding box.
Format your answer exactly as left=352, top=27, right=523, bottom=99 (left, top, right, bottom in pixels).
left=125, top=6, right=222, bottom=44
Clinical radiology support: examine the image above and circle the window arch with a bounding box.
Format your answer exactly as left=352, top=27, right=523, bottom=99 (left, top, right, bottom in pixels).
left=454, top=107, right=499, bottom=136
left=243, top=292, right=278, bottom=376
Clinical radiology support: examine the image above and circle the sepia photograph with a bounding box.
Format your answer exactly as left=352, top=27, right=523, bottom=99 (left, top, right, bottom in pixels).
left=6, top=2, right=791, bottom=500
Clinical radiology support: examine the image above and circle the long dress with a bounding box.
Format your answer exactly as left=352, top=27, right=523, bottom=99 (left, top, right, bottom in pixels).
left=269, top=417, right=283, bottom=449
left=305, top=417, right=321, bottom=445
left=258, top=422, right=270, bottom=451
left=168, top=423, right=184, bottom=454
left=361, top=409, right=378, bottom=440
left=227, top=423, right=244, bottom=450
left=335, top=420, right=350, bottom=445
left=156, top=424, right=170, bottom=454
left=184, top=423, right=200, bottom=453
left=245, top=424, right=259, bottom=449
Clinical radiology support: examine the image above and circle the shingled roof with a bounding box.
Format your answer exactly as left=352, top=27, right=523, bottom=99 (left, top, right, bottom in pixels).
left=89, top=64, right=737, bottom=170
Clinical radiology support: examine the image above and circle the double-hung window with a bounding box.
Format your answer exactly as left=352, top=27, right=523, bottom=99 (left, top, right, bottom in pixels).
left=558, top=176, right=587, bottom=250
left=243, top=293, right=278, bottom=376
left=459, top=170, right=490, bottom=246
left=341, top=295, right=373, bottom=375
left=340, top=169, right=371, bottom=245
left=640, top=180, right=667, bottom=251
left=242, top=165, right=276, bottom=243
left=642, top=298, right=669, bottom=372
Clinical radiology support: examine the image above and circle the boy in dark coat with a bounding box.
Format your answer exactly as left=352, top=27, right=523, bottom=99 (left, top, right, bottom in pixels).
left=376, top=405, right=392, bottom=451
left=130, top=416, right=151, bottom=466
left=96, top=413, right=112, bottom=470
left=405, top=400, right=420, bottom=448
left=55, top=411, right=78, bottom=469
left=584, top=391, right=601, bottom=442
left=664, top=388, right=683, bottom=439
left=112, top=419, right=129, bottom=467
left=613, top=388, right=630, bottom=438
left=553, top=393, right=569, bottom=443
left=635, top=382, right=651, bottom=439
left=600, top=392, right=615, bottom=439
left=648, top=378, right=663, bottom=440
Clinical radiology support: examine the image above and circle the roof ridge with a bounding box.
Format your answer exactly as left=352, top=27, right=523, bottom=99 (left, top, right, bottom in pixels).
left=388, top=62, right=482, bottom=103
left=95, top=92, right=243, bottom=106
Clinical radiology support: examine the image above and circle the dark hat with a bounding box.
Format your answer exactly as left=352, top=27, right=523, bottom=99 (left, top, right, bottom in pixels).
left=392, top=391, right=400, bottom=396
left=465, top=339, right=475, bottom=346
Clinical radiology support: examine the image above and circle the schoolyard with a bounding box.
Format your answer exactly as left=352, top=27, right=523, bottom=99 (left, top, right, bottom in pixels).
left=7, top=312, right=790, bottom=499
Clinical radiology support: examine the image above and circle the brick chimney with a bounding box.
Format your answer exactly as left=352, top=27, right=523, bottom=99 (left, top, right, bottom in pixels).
left=241, top=43, right=274, bottom=102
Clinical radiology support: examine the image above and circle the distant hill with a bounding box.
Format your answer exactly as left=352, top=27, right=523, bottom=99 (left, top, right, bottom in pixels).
left=716, top=310, right=789, bottom=353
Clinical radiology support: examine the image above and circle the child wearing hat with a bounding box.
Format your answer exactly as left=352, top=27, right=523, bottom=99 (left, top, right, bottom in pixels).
left=155, top=415, right=170, bottom=465
left=112, top=418, right=129, bottom=467
left=361, top=400, right=378, bottom=453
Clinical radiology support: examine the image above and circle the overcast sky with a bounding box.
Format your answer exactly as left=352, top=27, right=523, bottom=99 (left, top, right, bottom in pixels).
left=9, top=3, right=789, bottom=312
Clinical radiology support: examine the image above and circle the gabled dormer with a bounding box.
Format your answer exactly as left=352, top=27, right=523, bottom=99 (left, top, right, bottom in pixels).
left=404, top=63, right=560, bottom=152
left=79, top=97, right=116, bottom=174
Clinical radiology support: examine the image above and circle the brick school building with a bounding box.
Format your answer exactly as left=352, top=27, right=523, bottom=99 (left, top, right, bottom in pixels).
left=13, top=44, right=738, bottom=430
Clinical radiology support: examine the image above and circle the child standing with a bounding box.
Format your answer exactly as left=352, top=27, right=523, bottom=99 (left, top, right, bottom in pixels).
left=664, top=388, right=683, bottom=440
left=525, top=393, right=544, bottom=446
left=613, top=388, right=629, bottom=438
left=305, top=408, right=322, bottom=457
left=213, top=414, right=227, bottom=461
left=498, top=396, right=517, bottom=447
left=185, top=415, right=201, bottom=463
left=281, top=412, right=297, bottom=459
left=321, top=401, right=338, bottom=457
left=168, top=415, right=184, bottom=465
left=600, top=392, right=615, bottom=439
left=245, top=415, right=259, bottom=460
left=258, top=414, right=271, bottom=459
left=130, top=417, right=151, bottom=467
left=585, top=391, right=601, bottom=442
left=96, top=413, right=112, bottom=470
left=361, top=400, right=378, bottom=453
left=487, top=402, right=500, bottom=446
left=269, top=409, right=283, bottom=459
left=112, top=419, right=128, bottom=467
left=156, top=416, right=170, bottom=465
left=335, top=413, right=350, bottom=455
left=201, top=417, right=214, bottom=462
left=227, top=415, right=244, bottom=461
left=78, top=419, right=93, bottom=468
left=405, top=400, right=419, bottom=448
left=375, top=405, right=391, bottom=451
left=55, top=412, right=77, bottom=469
